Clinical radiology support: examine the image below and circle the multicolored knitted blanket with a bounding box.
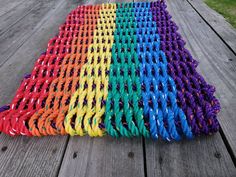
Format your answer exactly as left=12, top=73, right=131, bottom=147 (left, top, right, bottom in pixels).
left=0, top=0, right=220, bottom=140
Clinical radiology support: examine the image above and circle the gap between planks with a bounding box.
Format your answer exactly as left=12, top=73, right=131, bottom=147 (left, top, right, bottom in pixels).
left=0, top=0, right=234, bottom=176
left=142, top=0, right=236, bottom=176
left=0, top=1, right=81, bottom=177
left=185, top=0, right=236, bottom=164
left=0, top=0, right=64, bottom=67
left=57, top=1, right=146, bottom=177
left=186, top=0, right=236, bottom=56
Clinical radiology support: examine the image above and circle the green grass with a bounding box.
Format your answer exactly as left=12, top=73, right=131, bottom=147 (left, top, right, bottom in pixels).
left=205, top=0, right=236, bottom=28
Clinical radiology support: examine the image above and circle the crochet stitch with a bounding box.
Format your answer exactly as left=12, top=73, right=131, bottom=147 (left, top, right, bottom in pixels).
left=151, top=1, right=220, bottom=135
left=134, top=2, right=192, bottom=140
left=105, top=2, right=148, bottom=138
left=0, top=0, right=220, bottom=140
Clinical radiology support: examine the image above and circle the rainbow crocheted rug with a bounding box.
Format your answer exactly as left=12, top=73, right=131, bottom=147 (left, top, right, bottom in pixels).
left=0, top=0, right=220, bottom=140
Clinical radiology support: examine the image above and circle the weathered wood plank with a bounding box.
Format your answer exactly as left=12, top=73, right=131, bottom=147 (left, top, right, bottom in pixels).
left=146, top=134, right=236, bottom=177
left=0, top=0, right=235, bottom=177
left=0, top=1, right=85, bottom=177
left=58, top=1, right=145, bottom=177
left=187, top=0, right=236, bottom=54
left=0, top=0, right=77, bottom=106
left=0, top=0, right=60, bottom=66
left=0, top=135, right=69, bottom=177
left=0, top=0, right=26, bottom=17
left=168, top=0, right=236, bottom=157
left=58, top=137, right=144, bottom=177
left=144, top=0, right=236, bottom=176
left=0, top=0, right=39, bottom=35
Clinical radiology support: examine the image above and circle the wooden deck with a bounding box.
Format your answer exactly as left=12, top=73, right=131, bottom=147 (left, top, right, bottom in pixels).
left=0, top=0, right=235, bottom=176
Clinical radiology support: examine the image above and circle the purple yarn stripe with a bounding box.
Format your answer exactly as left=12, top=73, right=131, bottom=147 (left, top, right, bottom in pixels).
left=24, top=74, right=31, bottom=79
left=0, top=105, right=10, bottom=113
left=149, top=0, right=220, bottom=135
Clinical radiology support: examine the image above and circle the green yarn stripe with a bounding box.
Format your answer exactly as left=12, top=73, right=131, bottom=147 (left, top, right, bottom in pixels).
left=104, top=2, right=149, bottom=138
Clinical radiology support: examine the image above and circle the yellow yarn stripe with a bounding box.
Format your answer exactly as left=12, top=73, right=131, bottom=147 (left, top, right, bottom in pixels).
left=65, top=3, right=116, bottom=136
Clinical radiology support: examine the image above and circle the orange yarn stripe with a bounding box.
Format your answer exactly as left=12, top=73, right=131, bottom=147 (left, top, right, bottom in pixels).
left=28, top=5, right=101, bottom=136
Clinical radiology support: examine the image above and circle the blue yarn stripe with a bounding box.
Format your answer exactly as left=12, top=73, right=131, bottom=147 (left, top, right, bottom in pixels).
left=133, top=2, right=193, bottom=140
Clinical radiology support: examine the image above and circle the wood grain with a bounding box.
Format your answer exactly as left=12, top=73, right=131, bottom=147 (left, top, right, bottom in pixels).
left=0, top=135, right=68, bottom=177
left=168, top=0, right=236, bottom=158
left=143, top=0, right=236, bottom=176
left=0, top=0, right=235, bottom=177
left=0, top=0, right=60, bottom=66
left=0, top=0, right=39, bottom=35
left=187, top=0, right=236, bottom=54
left=0, top=0, right=79, bottom=106
left=57, top=1, right=145, bottom=177
left=145, top=134, right=236, bottom=177
left=0, top=0, right=26, bottom=17
left=58, top=137, right=144, bottom=177
left=0, top=1, right=84, bottom=177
